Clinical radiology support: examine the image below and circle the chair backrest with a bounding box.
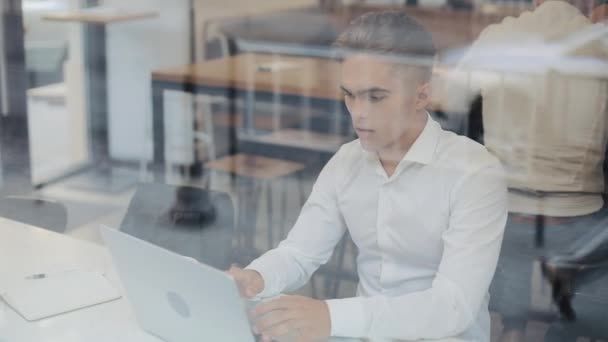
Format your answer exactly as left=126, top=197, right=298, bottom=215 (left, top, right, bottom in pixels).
left=0, top=196, right=68, bottom=233
left=120, top=183, right=235, bottom=270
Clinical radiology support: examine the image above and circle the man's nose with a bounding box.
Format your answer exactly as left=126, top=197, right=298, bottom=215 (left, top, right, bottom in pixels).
left=348, top=100, right=369, bottom=121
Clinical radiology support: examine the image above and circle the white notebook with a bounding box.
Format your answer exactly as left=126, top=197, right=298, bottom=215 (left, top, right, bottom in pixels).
left=1, top=270, right=121, bottom=321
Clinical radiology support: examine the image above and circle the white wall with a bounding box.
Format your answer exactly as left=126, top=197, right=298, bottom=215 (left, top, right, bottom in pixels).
left=65, top=0, right=88, bottom=168
left=102, top=0, right=191, bottom=162
left=22, top=0, right=88, bottom=184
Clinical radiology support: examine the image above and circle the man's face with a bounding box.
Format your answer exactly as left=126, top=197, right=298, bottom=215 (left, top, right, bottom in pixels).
left=340, top=54, right=427, bottom=153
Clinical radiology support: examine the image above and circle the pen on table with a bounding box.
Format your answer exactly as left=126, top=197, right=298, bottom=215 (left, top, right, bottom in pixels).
left=24, top=273, right=47, bottom=280
left=24, top=270, right=84, bottom=280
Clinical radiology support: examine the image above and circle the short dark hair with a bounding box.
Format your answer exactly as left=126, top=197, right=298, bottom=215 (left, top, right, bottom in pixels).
left=333, top=10, right=437, bottom=81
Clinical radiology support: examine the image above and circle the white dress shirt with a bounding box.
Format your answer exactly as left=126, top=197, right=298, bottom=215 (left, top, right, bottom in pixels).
left=247, top=116, right=507, bottom=341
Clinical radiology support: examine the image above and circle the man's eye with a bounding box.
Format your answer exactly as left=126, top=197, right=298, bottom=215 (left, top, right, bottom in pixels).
left=368, top=95, right=385, bottom=103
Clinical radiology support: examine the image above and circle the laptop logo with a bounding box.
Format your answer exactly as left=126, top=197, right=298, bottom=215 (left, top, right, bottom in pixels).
left=167, top=291, right=191, bottom=318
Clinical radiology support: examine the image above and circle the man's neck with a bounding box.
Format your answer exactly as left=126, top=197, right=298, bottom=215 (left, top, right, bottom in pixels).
left=378, top=112, right=428, bottom=177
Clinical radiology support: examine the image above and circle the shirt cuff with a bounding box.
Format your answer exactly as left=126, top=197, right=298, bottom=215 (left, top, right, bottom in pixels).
left=245, top=257, right=283, bottom=299
left=325, top=297, right=370, bottom=338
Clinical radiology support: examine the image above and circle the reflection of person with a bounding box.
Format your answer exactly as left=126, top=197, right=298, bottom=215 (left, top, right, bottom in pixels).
left=443, top=1, right=608, bottom=342
left=229, top=11, right=507, bottom=342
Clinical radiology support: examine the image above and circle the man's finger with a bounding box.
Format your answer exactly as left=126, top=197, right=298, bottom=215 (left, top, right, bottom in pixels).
left=226, top=272, right=249, bottom=298
left=255, top=310, right=299, bottom=333
left=226, top=270, right=238, bottom=280
left=295, top=332, right=313, bottom=342
left=261, top=320, right=293, bottom=341
left=253, top=297, right=295, bottom=316
left=244, top=286, right=259, bottom=298
left=227, top=267, right=249, bottom=285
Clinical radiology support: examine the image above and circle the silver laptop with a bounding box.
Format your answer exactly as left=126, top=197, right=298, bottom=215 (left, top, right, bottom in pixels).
left=100, top=225, right=255, bottom=342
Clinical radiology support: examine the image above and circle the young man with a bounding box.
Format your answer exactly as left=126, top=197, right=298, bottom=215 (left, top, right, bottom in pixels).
left=229, top=11, right=507, bottom=342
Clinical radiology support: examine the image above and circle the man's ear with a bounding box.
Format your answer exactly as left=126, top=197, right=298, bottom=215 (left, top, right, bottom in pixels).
left=591, top=3, right=608, bottom=23
left=415, top=82, right=431, bottom=111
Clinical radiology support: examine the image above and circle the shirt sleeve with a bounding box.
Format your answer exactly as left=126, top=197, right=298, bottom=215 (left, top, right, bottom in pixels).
left=246, top=148, right=348, bottom=298
left=325, top=162, right=507, bottom=340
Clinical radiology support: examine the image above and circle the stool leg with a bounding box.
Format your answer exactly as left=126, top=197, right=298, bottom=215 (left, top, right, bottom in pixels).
left=235, top=177, right=262, bottom=265
left=265, top=180, right=274, bottom=250
left=324, top=237, right=343, bottom=298
left=323, top=268, right=331, bottom=300
left=297, top=170, right=307, bottom=208
left=231, top=176, right=243, bottom=264
left=535, top=215, right=545, bottom=248
left=206, top=169, right=214, bottom=190
left=332, top=237, right=348, bottom=298
left=235, top=176, right=246, bottom=250
left=247, top=179, right=263, bottom=252
left=310, top=272, right=319, bottom=299
left=280, top=177, right=288, bottom=239
left=241, top=177, right=253, bottom=251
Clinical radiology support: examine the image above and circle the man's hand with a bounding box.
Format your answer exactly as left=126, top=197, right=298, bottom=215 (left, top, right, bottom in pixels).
left=226, top=265, right=265, bottom=299
left=252, top=295, right=331, bottom=342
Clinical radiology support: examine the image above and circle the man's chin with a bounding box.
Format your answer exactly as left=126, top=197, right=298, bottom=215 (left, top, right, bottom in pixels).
left=358, top=139, right=378, bottom=152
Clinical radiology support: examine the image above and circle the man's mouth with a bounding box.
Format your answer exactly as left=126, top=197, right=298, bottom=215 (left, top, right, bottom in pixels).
left=356, top=128, right=375, bottom=136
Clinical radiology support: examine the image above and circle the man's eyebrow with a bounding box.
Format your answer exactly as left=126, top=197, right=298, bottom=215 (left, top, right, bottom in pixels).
left=360, top=87, right=391, bottom=95
left=340, top=85, right=391, bottom=96
left=339, top=85, right=353, bottom=95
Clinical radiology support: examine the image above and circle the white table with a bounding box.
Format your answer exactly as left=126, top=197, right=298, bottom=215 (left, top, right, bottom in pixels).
left=0, top=218, right=157, bottom=342
left=0, top=218, right=358, bottom=342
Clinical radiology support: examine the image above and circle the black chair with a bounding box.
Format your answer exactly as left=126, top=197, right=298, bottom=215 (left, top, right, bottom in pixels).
left=0, top=196, right=68, bottom=233
left=120, top=183, right=236, bottom=270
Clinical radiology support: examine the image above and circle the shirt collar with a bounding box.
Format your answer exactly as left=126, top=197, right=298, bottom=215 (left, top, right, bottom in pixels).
left=362, top=113, right=440, bottom=167
left=402, top=113, right=440, bottom=165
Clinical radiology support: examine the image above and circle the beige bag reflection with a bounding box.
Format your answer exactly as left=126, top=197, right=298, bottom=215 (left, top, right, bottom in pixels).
left=447, top=0, right=608, bottom=217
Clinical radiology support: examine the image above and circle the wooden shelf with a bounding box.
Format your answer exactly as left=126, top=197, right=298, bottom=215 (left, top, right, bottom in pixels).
left=210, top=112, right=300, bottom=130
left=206, top=153, right=305, bottom=180
left=241, top=129, right=350, bottom=153
left=153, top=53, right=343, bottom=101
left=43, top=7, right=158, bottom=24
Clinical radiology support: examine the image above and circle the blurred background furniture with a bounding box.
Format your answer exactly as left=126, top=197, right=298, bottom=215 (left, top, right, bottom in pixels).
left=120, top=183, right=235, bottom=270
left=0, top=196, right=68, bottom=233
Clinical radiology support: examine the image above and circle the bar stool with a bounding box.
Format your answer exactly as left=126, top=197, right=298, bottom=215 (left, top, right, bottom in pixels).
left=206, top=153, right=306, bottom=265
